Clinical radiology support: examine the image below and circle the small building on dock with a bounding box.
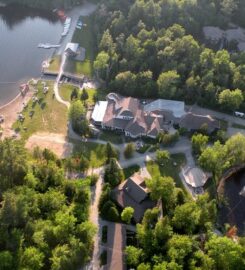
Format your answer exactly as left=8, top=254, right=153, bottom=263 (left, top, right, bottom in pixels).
left=65, top=43, right=79, bottom=57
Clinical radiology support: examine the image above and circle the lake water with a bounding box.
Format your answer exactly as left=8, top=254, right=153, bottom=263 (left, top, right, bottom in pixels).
left=0, top=2, right=97, bottom=107
left=0, top=4, right=63, bottom=106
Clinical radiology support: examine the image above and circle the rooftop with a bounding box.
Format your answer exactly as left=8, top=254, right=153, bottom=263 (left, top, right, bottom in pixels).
left=91, top=101, right=108, bottom=123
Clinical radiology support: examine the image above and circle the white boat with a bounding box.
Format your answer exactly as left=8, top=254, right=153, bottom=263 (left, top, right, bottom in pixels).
left=64, top=17, right=71, bottom=25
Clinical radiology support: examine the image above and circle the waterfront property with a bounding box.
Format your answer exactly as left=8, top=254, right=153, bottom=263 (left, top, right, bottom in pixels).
left=91, top=93, right=220, bottom=139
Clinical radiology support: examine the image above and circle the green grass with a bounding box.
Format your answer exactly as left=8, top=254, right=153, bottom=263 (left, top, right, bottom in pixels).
left=65, top=15, right=95, bottom=77
left=12, top=81, right=68, bottom=140
left=123, top=165, right=140, bottom=179
left=147, top=153, right=187, bottom=192
left=65, top=59, right=93, bottom=77
left=46, top=55, right=61, bottom=72
left=59, top=84, right=101, bottom=105
left=232, top=123, right=245, bottom=129
left=99, top=131, right=124, bottom=144
left=70, top=139, right=107, bottom=168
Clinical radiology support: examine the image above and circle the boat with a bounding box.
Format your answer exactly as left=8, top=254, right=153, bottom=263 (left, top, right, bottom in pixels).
left=76, top=20, right=83, bottom=29
left=38, top=43, right=61, bottom=49
left=61, top=17, right=71, bottom=36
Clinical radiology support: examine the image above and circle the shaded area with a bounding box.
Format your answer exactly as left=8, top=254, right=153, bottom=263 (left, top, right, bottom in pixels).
left=218, top=171, right=245, bottom=235
left=0, top=3, right=58, bottom=29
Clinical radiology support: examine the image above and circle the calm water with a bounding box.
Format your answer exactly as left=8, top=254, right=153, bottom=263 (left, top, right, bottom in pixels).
left=0, top=4, right=62, bottom=106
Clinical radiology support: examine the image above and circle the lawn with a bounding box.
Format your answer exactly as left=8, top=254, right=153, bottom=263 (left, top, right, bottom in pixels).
left=123, top=165, right=140, bottom=179
left=13, top=81, right=68, bottom=140
left=147, top=153, right=187, bottom=192
left=46, top=55, right=61, bottom=73
left=99, top=130, right=124, bottom=144
left=70, top=139, right=107, bottom=168
left=64, top=15, right=95, bottom=77
left=59, top=83, right=101, bottom=104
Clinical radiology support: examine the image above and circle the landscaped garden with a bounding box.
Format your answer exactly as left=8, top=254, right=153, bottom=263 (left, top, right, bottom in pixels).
left=147, top=153, right=187, bottom=192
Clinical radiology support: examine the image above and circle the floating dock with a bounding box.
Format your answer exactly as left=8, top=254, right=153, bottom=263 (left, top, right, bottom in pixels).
left=38, top=43, right=61, bottom=49
left=61, top=17, right=72, bottom=36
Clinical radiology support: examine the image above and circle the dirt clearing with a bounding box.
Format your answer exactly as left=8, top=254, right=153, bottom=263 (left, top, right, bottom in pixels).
left=26, top=132, right=73, bottom=158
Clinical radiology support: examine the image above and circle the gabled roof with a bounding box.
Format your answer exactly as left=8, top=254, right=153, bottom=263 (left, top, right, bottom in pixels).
left=178, top=113, right=220, bottom=132
left=65, top=42, right=79, bottom=54
left=111, top=173, right=156, bottom=222
left=144, top=99, right=186, bottom=118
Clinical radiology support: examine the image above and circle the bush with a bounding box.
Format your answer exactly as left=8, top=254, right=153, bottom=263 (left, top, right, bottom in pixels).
left=101, top=200, right=120, bottom=221
left=89, top=174, right=99, bottom=186
left=100, top=250, right=107, bottom=266
left=102, top=226, right=108, bottom=243
left=124, top=143, right=135, bottom=159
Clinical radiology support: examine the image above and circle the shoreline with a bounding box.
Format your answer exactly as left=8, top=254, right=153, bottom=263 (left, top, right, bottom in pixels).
left=0, top=82, right=34, bottom=139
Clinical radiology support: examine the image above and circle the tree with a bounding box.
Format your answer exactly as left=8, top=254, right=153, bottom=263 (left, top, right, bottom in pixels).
left=80, top=89, right=89, bottom=103
left=146, top=176, right=176, bottom=213
left=70, top=88, right=78, bottom=100
left=20, top=247, right=44, bottom=270
left=191, top=133, right=209, bottom=155
left=167, top=234, right=194, bottom=265
left=69, top=100, right=86, bottom=133
left=218, top=89, right=243, bottom=111
left=205, top=235, right=245, bottom=270
left=156, top=150, right=170, bottom=165
left=124, top=143, right=135, bottom=159
left=0, top=251, right=14, bottom=270
left=225, top=133, right=245, bottom=166
left=105, top=142, right=118, bottom=163
left=172, top=201, right=201, bottom=234
left=104, top=158, right=124, bottom=187
left=125, top=246, right=143, bottom=267
left=157, top=70, right=180, bottom=99
left=121, top=207, right=134, bottom=224
left=79, top=155, right=89, bottom=173
left=199, top=141, right=229, bottom=186
left=0, top=139, right=28, bottom=194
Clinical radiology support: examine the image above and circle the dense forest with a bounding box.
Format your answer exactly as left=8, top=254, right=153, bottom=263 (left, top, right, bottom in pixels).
left=93, top=0, right=245, bottom=111
left=0, top=139, right=96, bottom=270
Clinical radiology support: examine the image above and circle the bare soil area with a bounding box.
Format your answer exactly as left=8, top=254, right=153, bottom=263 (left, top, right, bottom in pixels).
left=0, top=91, right=33, bottom=138
left=26, top=132, right=73, bottom=158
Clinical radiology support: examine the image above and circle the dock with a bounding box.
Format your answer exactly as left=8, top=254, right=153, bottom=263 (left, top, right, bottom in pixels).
left=38, top=43, right=61, bottom=49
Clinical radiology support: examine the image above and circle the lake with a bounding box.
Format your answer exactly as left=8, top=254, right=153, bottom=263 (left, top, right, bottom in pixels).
left=0, top=4, right=63, bottom=106
left=0, top=2, right=97, bottom=107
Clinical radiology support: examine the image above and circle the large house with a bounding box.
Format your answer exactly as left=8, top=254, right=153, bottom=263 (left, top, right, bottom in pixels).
left=91, top=93, right=220, bottom=138
left=92, top=93, right=185, bottom=138
left=111, top=173, right=156, bottom=223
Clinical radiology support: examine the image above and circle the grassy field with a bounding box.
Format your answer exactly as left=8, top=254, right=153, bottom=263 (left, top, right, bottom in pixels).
left=59, top=84, right=99, bottom=104
left=70, top=139, right=107, bottom=168
left=46, top=55, right=61, bottom=73
left=13, top=81, right=68, bottom=140
left=147, top=153, right=187, bottom=192
left=65, top=16, right=95, bottom=77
